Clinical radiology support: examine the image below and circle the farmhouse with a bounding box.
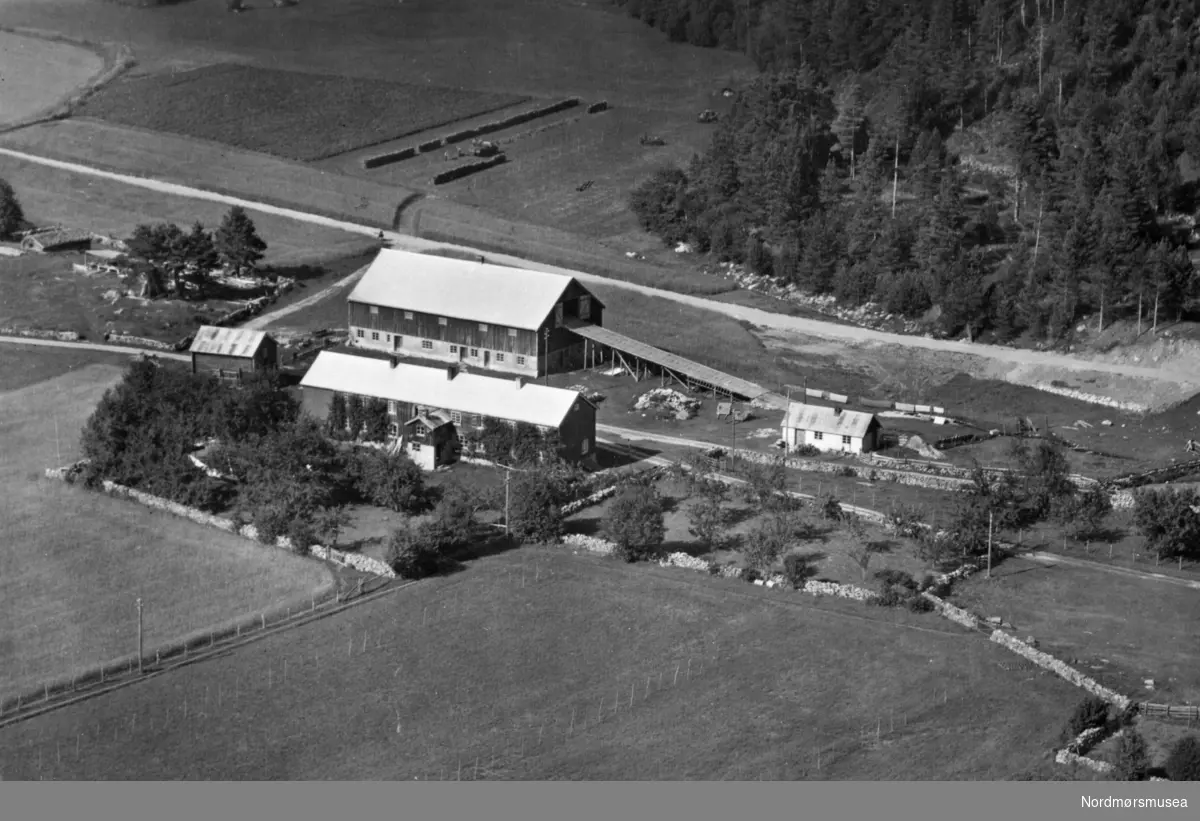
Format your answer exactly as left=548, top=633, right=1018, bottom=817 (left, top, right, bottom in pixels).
left=299, top=350, right=597, bottom=467
left=20, top=227, right=94, bottom=254
left=781, top=402, right=880, bottom=455
left=345, top=249, right=604, bottom=377
left=189, top=326, right=278, bottom=382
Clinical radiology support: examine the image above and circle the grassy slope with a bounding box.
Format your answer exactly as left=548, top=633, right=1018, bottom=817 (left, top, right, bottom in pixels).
left=0, top=30, right=102, bottom=128
left=76, top=64, right=529, bottom=163
left=0, top=358, right=332, bottom=696
left=0, top=546, right=1080, bottom=780
left=949, top=556, right=1200, bottom=705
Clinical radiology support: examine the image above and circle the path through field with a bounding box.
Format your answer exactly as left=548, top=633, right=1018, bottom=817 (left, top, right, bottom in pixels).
left=0, top=335, right=189, bottom=362
left=241, top=264, right=370, bottom=331
left=4, top=146, right=1198, bottom=390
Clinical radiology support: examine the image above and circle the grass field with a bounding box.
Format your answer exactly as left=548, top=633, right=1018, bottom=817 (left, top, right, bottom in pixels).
left=0, top=545, right=1082, bottom=780
left=0, top=357, right=333, bottom=698
left=0, top=119, right=419, bottom=230
left=949, top=556, right=1200, bottom=705
left=0, top=30, right=102, bottom=128
left=77, top=64, right=529, bottom=162
left=0, top=343, right=131, bottom=392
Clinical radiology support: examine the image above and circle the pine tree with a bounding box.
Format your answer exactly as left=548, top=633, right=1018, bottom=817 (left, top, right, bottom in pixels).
left=0, top=177, right=24, bottom=239
left=215, top=206, right=267, bottom=276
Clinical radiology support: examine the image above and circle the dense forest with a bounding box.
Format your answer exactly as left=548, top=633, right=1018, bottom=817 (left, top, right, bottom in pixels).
left=621, top=0, right=1200, bottom=342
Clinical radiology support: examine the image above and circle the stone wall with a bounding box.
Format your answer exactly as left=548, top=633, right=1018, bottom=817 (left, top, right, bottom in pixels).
left=990, top=629, right=1131, bottom=710
left=105, top=333, right=173, bottom=350
left=0, top=326, right=81, bottom=342
left=1034, top=382, right=1149, bottom=414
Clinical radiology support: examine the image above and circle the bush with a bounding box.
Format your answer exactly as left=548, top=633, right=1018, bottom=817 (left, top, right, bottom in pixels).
left=386, top=524, right=445, bottom=580
left=1112, top=730, right=1151, bottom=781
left=603, top=487, right=666, bottom=563
left=1165, top=735, right=1200, bottom=782
left=1064, top=696, right=1112, bottom=741
left=508, top=468, right=565, bottom=544
left=820, top=494, right=843, bottom=521
left=782, top=553, right=815, bottom=588
left=905, top=595, right=935, bottom=613
left=352, top=449, right=429, bottom=513
left=792, top=444, right=820, bottom=457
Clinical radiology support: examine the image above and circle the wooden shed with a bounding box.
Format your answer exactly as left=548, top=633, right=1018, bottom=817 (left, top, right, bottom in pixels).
left=189, top=325, right=278, bottom=382
left=21, top=227, right=94, bottom=254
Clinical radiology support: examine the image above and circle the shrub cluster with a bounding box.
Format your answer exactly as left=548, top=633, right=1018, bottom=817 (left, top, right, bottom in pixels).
left=431, top=155, right=507, bottom=185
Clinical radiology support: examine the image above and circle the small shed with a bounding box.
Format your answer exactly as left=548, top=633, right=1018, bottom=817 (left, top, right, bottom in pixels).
left=781, top=402, right=880, bottom=455
left=188, top=325, right=278, bottom=382
left=402, top=412, right=456, bottom=471
left=20, top=227, right=94, bottom=254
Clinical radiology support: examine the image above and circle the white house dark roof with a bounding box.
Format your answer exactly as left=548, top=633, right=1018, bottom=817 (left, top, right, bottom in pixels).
left=189, top=326, right=270, bottom=358
left=782, top=402, right=878, bottom=438
left=300, top=351, right=584, bottom=428
left=347, top=249, right=580, bottom=331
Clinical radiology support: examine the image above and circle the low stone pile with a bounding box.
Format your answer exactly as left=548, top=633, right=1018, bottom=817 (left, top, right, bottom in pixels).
left=562, top=534, right=616, bottom=556
left=634, top=388, right=701, bottom=420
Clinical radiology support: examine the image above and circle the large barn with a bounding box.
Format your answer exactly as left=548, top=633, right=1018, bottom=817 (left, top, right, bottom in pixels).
left=298, top=350, right=597, bottom=468
left=189, top=326, right=278, bottom=382
left=345, top=249, right=604, bottom=378
left=781, top=402, right=880, bottom=455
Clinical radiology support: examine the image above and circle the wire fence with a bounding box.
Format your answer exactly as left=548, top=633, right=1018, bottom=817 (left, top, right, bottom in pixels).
left=0, top=557, right=980, bottom=782
left=0, top=572, right=392, bottom=723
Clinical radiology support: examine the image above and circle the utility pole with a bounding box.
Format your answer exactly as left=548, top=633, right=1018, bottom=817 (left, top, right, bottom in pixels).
left=504, top=469, right=511, bottom=543
left=986, top=511, right=994, bottom=579
left=136, top=598, right=144, bottom=674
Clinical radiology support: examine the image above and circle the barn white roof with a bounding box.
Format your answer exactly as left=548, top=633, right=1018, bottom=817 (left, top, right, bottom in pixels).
left=188, top=326, right=270, bottom=358
left=300, top=351, right=585, bottom=428
left=782, top=402, right=878, bottom=438
left=346, top=249, right=579, bottom=330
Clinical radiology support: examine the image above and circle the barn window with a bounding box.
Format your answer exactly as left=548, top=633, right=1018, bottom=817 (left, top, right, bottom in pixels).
left=507, top=328, right=517, bottom=337
left=387, top=401, right=396, bottom=415
left=470, top=348, right=479, bottom=357
left=414, top=424, right=426, bottom=437
left=404, top=311, right=413, bottom=320
left=450, top=345, right=458, bottom=354
left=516, top=356, right=526, bottom=366
left=554, top=303, right=564, bottom=327
left=369, top=306, right=379, bottom=315
left=473, top=414, right=483, bottom=427
left=479, top=323, right=488, bottom=332
left=813, top=431, right=823, bottom=440
left=495, top=353, right=504, bottom=362
left=386, top=334, right=392, bottom=342
left=356, top=329, right=364, bottom=338
left=422, top=340, right=433, bottom=350
left=579, top=295, right=591, bottom=319
left=411, top=442, right=422, bottom=452
left=581, top=438, right=589, bottom=455
left=437, top=317, right=447, bottom=326
left=842, top=435, right=851, bottom=445
left=450, top=411, right=461, bottom=424
left=371, top=332, right=380, bottom=341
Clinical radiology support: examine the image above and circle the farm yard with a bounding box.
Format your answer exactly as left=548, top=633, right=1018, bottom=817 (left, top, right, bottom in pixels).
left=0, top=355, right=333, bottom=698
left=0, top=546, right=1083, bottom=781
left=76, top=64, right=530, bottom=162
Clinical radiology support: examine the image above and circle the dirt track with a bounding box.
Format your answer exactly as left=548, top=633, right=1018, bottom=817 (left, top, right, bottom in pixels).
left=4, top=146, right=1199, bottom=398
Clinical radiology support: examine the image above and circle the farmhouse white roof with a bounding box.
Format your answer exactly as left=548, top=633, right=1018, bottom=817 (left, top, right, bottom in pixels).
left=189, top=326, right=270, bottom=358
left=782, top=402, right=877, bottom=439
left=300, top=351, right=584, bottom=428
left=347, top=248, right=578, bottom=330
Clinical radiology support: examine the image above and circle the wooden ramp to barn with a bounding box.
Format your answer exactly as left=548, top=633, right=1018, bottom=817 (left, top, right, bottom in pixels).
left=567, top=322, right=784, bottom=407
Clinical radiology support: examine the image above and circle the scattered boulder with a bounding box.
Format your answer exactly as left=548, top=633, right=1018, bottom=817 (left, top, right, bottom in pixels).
left=987, top=616, right=1003, bottom=625
left=1145, top=679, right=1155, bottom=690
left=1101, top=420, right=1113, bottom=427
left=634, top=387, right=701, bottom=420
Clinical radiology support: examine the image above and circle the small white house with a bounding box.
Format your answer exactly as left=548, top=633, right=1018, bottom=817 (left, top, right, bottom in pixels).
left=782, top=402, right=880, bottom=455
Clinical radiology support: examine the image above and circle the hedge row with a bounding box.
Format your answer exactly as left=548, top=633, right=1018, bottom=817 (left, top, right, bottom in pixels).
left=431, top=155, right=507, bottom=185
left=418, top=137, right=443, bottom=153
left=586, top=100, right=609, bottom=114
left=362, top=146, right=418, bottom=169
left=441, top=97, right=582, bottom=145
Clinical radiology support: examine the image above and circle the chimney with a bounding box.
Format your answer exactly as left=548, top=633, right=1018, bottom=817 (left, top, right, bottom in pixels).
left=833, top=406, right=842, bottom=416
left=446, top=364, right=457, bottom=380
left=515, top=376, right=525, bottom=390
left=389, top=355, right=399, bottom=369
